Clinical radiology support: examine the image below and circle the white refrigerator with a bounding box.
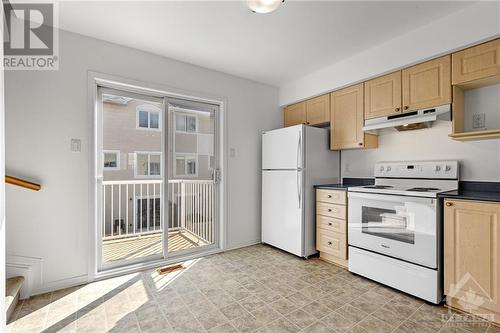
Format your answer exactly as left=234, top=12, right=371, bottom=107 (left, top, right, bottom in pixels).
left=262, top=125, right=340, bottom=257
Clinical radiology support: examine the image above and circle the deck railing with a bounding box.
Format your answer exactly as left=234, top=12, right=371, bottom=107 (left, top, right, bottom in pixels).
left=102, top=179, right=214, bottom=244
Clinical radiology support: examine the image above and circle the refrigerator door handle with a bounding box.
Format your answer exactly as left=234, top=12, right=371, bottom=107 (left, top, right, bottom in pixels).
left=297, top=170, right=301, bottom=209
left=296, top=131, right=301, bottom=169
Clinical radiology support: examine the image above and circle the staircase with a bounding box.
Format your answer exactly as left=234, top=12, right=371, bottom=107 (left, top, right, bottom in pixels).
left=6, top=276, right=24, bottom=323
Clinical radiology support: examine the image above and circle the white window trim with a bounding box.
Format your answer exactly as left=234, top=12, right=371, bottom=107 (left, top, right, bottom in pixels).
left=136, top=104, right=162, bottom=131
left=103, top=150, right=120, bottom=171
left=174, top=113, right=198, bottom=134
left=134, top=151, right=162, bottom=178
left=174, top=153, right=198, bottom=178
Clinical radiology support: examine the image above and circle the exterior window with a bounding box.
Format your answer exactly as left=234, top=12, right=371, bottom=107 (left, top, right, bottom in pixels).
left=175, top=114, right=197, bottom=133
left=135, top=152, right=161, bottom=177
left=103, top=150, right=120, bottom=170
left=137, top=105, right=161, bottom=130
left=175, top=154, right=197, bottom=177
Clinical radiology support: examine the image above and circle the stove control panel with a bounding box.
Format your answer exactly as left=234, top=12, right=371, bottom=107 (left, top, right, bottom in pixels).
left=374, top=160, right=459, bottom=179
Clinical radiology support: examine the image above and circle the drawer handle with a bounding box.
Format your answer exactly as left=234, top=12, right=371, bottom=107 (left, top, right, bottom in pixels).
left=404, top=106, right=409, bottom=110
left=328, top=209, right=332, bottom=212
left=446, top=202, right=453, bottom=207
left=327, top=195, right=332, bottom=198
left=328, top=241, right=332, bottom=245
left=328, top=222, right=332, bottom=226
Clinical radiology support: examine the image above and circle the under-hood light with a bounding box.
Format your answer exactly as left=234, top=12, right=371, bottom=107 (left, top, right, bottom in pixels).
left=247, top=0, right=284, bottom=13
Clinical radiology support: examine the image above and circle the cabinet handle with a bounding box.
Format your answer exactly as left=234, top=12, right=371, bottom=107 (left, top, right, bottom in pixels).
left=358, top=142, right=363, bottom=146
left=327, top=195, right=332, bottom=198
left=446, top=202, right=453, bottom=207
left=306, top=122, right=310, bottom=125
left=328, top=222, right=332, bottom=226
left=328, top=241, right=332, bottom=245
left=395, top=107, right=400, bottom=112
left=404, top=106, right=409, bottom=110
left=327, top=209, right=332, bottom=212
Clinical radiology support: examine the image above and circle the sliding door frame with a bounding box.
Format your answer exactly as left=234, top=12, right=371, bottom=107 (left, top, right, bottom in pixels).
left=88, top=71, right=227, bottom=282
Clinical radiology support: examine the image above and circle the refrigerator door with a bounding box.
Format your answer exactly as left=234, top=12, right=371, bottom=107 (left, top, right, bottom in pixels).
left=262, top=125, right=303, bottom=170
left=262, top=170, right=304, bottom=257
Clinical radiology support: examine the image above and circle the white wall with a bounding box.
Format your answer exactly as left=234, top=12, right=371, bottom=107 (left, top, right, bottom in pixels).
left=464, top=84, right=500, bottom=132
left=5, top=30, right=280, bottom=292
left=279, top=1, right=500, bottom=106
left=341, top=121, right=500, bottom=181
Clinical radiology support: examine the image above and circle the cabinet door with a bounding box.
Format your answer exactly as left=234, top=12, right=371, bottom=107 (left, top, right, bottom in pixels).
left=452, top=38, right=500, bottom=85
left=283, top=101, right=306, bottom=127
left=402, top=55, right=451, bottom=112
left=330, top=84, right=365, bottom=150
left=364, top=71, right=402, bottom=119
left=444, top=199, right=500, bottom=318
left=306, top=94, right=330, bottom=125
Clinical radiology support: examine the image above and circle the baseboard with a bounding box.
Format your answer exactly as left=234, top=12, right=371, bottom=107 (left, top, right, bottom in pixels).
left=6, top=255, right=43, bottom=299
left=226, top=239, right=261, bottom=251
left=31, top=274, right=88, bottom=296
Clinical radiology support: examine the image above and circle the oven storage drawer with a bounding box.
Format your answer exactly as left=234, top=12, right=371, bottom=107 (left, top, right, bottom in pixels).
left=317, top=215, right=346, bottom=234
left=317, top=229, right=347, bottom=259
left=316, top=202, right=346, bottom=220
left=316, top=189, right=346, bottom=205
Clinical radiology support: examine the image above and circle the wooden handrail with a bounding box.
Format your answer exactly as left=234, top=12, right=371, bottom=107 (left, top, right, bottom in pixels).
left=5, top=176, right=41, bottom=191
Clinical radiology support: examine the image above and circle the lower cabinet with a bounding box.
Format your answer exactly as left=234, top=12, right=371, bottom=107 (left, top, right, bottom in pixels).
left=444, top=199, right=500, bottom=325
left=316, top=189, right=348, bottom=268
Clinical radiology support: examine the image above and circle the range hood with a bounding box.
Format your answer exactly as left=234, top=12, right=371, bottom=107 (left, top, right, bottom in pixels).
left=363, top=105, right=451, bottom=131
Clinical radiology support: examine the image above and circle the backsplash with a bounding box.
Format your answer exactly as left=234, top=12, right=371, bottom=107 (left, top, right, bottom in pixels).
left=341, top=121, right=500, bottom=181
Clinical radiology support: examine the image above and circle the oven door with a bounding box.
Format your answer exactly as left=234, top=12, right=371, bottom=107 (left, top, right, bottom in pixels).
left=348, top=192, right=438, bottom=269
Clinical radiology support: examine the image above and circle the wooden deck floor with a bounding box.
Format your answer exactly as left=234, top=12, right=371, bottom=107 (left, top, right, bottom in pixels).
left=102, top=231, right=208, bottom=263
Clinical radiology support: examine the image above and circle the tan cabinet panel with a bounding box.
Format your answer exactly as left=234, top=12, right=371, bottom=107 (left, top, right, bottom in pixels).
left=364, top=71, right=402, bottom=119
left=306, top=94, right=330, bottom=125
left=317, top=215, right=346, bottom=234
left=452, top=38, right=500, bottom=85
left=316, top=228, right=347, bottom=259
left=283, top=101, right=306, bottom=127
left=331, top=84, right=377, bottom=150
left=444, top=199, right=500, bottom=324
left=402, top=55, right=451, bottom=112
left=316, top=189, right=346, bottom=205
left=316, top=202, right=346, bottom=220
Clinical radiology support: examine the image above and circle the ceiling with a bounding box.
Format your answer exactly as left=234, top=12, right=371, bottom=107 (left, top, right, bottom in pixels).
left=58, top=1, right=474, bottom=87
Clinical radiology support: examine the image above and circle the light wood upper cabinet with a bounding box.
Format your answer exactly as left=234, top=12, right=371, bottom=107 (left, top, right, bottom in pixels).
left=283, top=101, right=306, bottom=127
left=402, top=55, right=451, bottom=112
left=330, top=84, right=377, bottom=150
left=306, top=94, right=330, bottom=125
left=364, top=71, right=402, bottom=119
left=444, top=199, right=500, bottom=324
left=452, top=38, right=500, bottom=86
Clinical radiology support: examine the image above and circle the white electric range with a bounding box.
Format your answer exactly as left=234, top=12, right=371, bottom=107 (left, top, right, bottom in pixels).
left=347, top=160, right=459, bottom=304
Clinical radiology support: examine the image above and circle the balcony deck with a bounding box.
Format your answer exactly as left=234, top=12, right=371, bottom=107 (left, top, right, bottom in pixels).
left=102, top=230, right=208, bottom=263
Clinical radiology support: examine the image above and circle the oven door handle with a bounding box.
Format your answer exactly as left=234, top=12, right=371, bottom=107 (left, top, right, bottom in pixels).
left=348, top=191, right=435, bottom=205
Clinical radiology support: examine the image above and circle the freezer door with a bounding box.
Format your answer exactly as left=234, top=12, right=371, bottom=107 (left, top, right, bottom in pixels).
left=262, top=170, right=304, bottom=256
left=262, top=125, right=303, bottom=170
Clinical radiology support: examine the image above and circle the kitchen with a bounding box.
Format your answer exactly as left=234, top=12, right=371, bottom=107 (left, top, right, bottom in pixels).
left=262, top=37, right=500, bottom=328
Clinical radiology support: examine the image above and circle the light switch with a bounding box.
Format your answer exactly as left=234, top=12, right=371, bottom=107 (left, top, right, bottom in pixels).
left=71, top=139, right=81, bottom=152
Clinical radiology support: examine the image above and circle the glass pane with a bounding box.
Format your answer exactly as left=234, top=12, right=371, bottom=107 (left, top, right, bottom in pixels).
left=187, top=116, right=196, bottom=132
left=176, top=157, right=185, bottom=175
left=150, top=112, right=159, bottom=129
left=101, top=88, right=164, bottom=268
left=175, top=115, right=186, bottom=132
left=150, top=154, right=161, bottom=176
left=361, top=206, right=415, bottom=244
left=138, top=111, right=149, bottom=128
left=136, top=154, right=149, bottom=176
left=187, top=159, right=196, bottom=175
left=104, top=152, right=117, bottom=168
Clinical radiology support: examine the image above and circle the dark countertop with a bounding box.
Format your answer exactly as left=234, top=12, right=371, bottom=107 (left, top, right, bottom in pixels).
left=314, top=178, right=374, bottom=191
left=438, top=181, right=500, bottom=203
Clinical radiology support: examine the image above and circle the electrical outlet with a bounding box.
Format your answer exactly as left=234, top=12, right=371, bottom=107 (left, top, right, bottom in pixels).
left=70, top=139, right=81, bottom=152
left=472, top=113, right=485, bottom=129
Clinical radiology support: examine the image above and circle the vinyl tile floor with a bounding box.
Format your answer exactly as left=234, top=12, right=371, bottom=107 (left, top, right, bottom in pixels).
left=7, top=244, right=500, bottom=333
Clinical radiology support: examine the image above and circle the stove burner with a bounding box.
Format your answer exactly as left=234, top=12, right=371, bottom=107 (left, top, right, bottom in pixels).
left=407, top=187, right=440, bottom=192
left=363, top=185, right=393, bottom=189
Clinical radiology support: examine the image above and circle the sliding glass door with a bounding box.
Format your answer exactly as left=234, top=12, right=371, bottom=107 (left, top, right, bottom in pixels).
left=95, top=84, right=220, bottom=271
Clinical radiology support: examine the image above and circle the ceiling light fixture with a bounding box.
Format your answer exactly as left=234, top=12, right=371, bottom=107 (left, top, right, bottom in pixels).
left=247, top=0, right=284, bottom=14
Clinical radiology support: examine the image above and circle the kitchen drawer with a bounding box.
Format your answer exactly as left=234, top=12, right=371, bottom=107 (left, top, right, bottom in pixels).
left=316, top=202, right=346, bottom=220
left=317, top=229, right=347, bottom=259
left=316, top=189, right=346, bottom=205
left=317, top=215, right=346, bottom=234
